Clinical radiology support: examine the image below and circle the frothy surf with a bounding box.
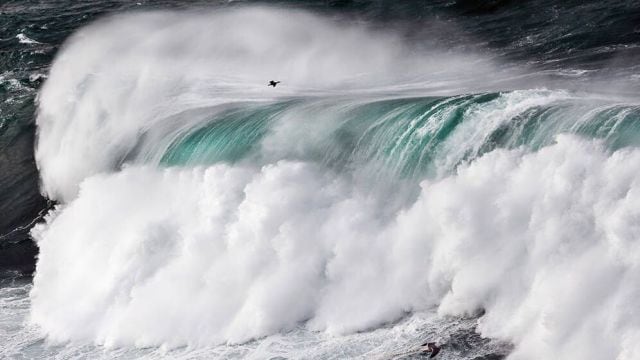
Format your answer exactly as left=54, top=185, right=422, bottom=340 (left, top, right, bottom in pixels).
left=27, top=6, right=640, bottom=360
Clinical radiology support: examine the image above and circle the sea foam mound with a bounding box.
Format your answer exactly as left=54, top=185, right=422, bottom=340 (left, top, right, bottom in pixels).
left=31, top=136, right=640, bottom=358
left=32, top=6, right=640, bottom=360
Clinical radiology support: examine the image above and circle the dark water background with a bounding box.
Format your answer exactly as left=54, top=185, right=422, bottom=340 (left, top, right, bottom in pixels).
left=1, top=0, right=639, bottom=273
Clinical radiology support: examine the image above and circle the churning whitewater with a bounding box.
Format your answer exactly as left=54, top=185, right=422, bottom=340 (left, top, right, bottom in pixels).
left=25, top=5, right=640, bottom=360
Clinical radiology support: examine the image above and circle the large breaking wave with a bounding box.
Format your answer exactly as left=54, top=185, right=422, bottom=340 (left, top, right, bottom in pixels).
left=32, top=6, right=640, bottom=359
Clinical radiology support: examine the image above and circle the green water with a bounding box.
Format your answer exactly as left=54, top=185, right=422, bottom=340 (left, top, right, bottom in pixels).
left=157, top=92, right=640, bottom=180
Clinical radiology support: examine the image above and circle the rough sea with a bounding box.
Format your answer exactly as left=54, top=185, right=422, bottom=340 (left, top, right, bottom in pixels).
left=2, top=1, right=640, bottom=359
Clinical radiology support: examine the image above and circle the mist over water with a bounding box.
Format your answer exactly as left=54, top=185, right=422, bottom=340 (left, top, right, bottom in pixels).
left=34, top=7, right=517, bottom=202
left=0, top=2, right=637, bottom=359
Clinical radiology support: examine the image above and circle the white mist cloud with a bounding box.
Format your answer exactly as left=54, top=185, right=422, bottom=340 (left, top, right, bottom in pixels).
left=35, top=7, right=505, bottom=202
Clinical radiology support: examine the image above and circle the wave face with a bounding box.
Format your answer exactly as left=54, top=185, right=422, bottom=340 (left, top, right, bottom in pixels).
left=31, top=6, right=640, bottom=360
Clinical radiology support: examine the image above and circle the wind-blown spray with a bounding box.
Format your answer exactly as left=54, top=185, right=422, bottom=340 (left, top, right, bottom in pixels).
left=31, top=6, right=640, bottom=360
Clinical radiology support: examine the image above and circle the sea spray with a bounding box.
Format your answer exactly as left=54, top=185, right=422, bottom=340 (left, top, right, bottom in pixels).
left=34, top=7, right=507, bottom=201
left=30, top=6, right=640, bottom=360
left=30, top=135, right=640, bottom=359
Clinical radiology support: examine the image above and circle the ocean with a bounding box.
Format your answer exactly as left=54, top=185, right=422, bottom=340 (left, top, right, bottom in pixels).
left=1, top=1, right=640, bottom=359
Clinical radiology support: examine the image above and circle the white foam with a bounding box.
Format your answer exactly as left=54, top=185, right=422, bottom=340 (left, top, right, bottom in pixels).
left=29, top=134, right=640, bottom=359
left=31, top=7, right=640, bottom=359
left=16, top=33, right=41, bottom=44
left=4, top=280, right=494, bottom=359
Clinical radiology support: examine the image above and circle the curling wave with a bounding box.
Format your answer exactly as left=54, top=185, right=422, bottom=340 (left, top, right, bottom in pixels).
left=31, top=6, right=640, bottom=360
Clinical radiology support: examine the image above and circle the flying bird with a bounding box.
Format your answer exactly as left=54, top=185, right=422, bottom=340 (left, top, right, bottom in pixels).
left=268, top=80, right=280, bottom=87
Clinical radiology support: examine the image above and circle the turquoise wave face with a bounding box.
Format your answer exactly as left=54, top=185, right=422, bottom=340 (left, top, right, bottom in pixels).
left=153, top=90, right=640, bottom=180
left=160, top=103, right=290, bottom=167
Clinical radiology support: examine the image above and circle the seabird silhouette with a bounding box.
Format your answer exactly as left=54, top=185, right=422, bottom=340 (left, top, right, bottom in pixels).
left=268, top=80, right=280, bottom=87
